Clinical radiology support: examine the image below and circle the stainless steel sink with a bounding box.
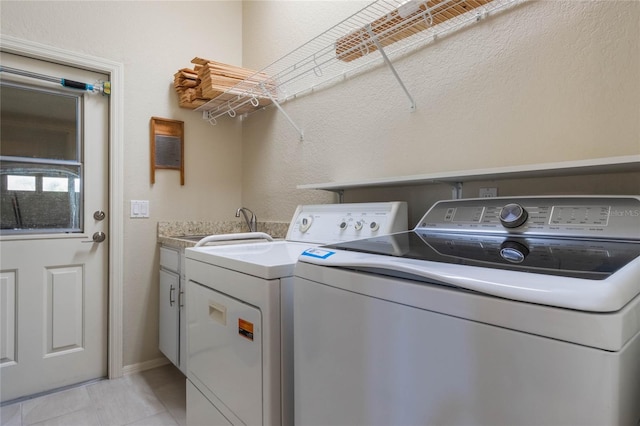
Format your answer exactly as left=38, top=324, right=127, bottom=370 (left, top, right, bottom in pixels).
left=175, top=235, right=209, bottom=242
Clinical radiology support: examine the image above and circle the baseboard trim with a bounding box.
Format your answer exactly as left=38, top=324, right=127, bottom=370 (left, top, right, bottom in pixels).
left=122, top=357, right=170, bottom=376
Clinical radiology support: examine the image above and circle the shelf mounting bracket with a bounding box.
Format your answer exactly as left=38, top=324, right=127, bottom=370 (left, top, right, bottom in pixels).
left=365, top=25, right=416, bottom=112
left=260, top=83, right=304, bottom=141
left=332, top=189, right=345, bottom=204
left=450, top=182, right=463, bottom=199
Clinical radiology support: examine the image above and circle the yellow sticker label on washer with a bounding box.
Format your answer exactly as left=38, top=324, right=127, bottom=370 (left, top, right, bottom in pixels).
left=239, top=318, right=254, bottom=341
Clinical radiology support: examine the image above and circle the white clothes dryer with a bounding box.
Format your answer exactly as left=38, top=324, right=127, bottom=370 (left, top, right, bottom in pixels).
left=184, top=202, right=407, bottom=426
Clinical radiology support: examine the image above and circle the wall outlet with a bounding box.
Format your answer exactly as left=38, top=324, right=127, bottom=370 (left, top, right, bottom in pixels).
left=479, top=187, right=498, bottom=198
left=130, top=200, right=150, bottom=218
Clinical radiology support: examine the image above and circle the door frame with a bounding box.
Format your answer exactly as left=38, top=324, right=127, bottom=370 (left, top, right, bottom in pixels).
left=1, top=34, right=124, bottom=379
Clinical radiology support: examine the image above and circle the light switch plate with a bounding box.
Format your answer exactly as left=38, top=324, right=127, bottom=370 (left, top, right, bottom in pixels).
left=130, top=200, right=150, bottom=218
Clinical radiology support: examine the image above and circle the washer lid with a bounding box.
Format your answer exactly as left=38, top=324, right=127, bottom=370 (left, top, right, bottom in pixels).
left=301, top=235, right=640, bottom=313
left=186, top=241, right=317, bottom=279
left=322, top=231, right=640, bottom=280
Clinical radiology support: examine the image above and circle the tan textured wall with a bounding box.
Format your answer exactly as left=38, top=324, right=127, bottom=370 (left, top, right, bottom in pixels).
left=1, top=1, right=245, bottom=367
left=241, top=1, right=640, bottom=222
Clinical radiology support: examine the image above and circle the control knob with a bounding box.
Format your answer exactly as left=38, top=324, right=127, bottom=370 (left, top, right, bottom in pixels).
left=499, top=203, right=528, bottom=229
left=499, top=240, right=530, bottom=264
left=299, top=216, right=313, bottom=233
left=354, top=220, right=364, bottom=231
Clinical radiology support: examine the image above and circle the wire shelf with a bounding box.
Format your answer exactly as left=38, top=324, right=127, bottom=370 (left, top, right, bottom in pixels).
left=197, top=0, right=520, bottom=130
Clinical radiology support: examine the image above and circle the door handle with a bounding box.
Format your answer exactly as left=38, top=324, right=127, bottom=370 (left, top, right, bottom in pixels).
left=208, top=301, right=227, bottom=325
left=169, top=285, right=176, bottom=307
left=82, top=232, right=106, bottom=243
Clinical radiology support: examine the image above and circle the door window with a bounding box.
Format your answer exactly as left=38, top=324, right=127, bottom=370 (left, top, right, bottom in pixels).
left=0, top=82, right=83, bottom=234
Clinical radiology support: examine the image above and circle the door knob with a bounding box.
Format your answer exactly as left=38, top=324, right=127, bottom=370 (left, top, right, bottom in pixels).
left=94, top=210, right=106, bottom=221
left=82, top=232, right=107, bottom=243
left=92, top=232, right=106, bottom=243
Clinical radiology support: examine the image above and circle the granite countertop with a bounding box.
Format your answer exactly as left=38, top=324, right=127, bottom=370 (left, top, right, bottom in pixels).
left=157, top=221, right=290, bottom=249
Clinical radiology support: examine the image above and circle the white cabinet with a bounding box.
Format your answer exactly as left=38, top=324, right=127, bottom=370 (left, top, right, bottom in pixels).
left=159, top=246, right=186, bottom=373
left=159, top=268, right=179, bottom=365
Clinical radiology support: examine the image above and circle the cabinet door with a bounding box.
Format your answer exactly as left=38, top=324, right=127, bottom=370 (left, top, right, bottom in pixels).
left=159, top=268, right=179, bottom=366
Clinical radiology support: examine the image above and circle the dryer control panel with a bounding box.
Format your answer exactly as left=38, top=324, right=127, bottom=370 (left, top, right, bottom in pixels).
left=287, top=202, right=408, bottom=244
left=418, top=196, right=640, bottom=240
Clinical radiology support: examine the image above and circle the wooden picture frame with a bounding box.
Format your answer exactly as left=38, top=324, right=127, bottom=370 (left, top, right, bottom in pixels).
left=150, top=117, right=184, bottom=185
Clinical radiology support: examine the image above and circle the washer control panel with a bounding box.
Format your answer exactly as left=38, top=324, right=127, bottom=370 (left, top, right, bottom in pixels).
left=287, top=202, right=408, bottom=244
left=419, top=196, right=640, bottom=240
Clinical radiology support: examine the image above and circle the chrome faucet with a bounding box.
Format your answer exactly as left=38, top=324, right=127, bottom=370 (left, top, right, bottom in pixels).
left=235, top=207, right=257, bottom=232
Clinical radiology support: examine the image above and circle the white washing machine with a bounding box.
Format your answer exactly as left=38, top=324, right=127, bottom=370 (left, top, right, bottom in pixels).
left=294, top=196, right=640, bottom=425
left=184, top=202, right=407, bottom=426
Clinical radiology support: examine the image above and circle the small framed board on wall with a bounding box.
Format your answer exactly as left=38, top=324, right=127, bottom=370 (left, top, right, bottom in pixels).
left=150, top=117, right=184, bottom=185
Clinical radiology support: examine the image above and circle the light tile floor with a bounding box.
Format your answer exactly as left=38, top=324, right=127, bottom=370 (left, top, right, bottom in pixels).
left=1, top=364, right=186, bottom=426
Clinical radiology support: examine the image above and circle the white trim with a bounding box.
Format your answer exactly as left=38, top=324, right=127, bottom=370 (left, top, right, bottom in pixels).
left=1, top=35, right=125, bottom=379
left=122, top=357, right=171, bottom=376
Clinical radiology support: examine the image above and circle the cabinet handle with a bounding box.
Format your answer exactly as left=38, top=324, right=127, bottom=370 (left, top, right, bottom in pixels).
left=169, top=285, right=176, bottom=306
left=179, top=290, right=184, bottom=308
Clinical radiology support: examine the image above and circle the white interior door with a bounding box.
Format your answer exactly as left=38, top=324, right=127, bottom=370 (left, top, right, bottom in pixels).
left=0, top=52, right=108, bottom=402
